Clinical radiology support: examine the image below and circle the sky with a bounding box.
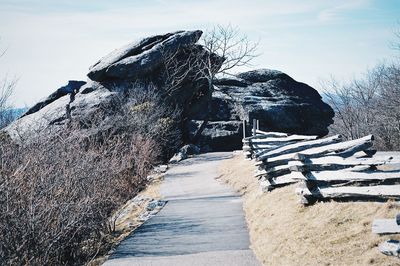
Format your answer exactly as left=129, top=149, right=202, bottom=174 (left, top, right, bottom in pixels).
left=0, top=0, right=399, bottom=107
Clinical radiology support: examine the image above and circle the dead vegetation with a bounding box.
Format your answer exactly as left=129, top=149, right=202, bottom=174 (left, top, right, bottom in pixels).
left=0, top=85, right=180, bottom=265
left=88, top=172, right=164, bottom=266
left=0, top=40, right=17, bottom=129
left=218, top=154, right=400, bottom=266
left=323, top=26, right=400, bottom=152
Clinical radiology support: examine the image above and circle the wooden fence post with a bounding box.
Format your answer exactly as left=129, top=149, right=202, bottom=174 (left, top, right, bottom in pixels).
left=243, top=119, right=246, bottom=139
left=253, top=119, right=257, bottom=137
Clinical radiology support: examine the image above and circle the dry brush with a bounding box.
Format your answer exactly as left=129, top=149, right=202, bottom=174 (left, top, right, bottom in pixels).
left=0, top=84, right=181, bottom=265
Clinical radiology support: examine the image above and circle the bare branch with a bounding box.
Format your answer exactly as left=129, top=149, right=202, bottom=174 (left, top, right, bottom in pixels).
left=201, top=24, right=260, bottom=76
left=323, top=61, right=400, bottom=150
left=0, top=39, right=16, bottom=128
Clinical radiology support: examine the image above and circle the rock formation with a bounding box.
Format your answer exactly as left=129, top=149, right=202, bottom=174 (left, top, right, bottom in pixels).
left=22, top=80, right=87, bottom=118
left=4, top=30, right=334, bottom=153
left=87, top=30, right=202, bottom=81
left=187, top=69, right=334, bottom=151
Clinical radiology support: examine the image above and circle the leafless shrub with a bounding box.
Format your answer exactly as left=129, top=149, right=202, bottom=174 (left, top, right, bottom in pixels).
left=0, top=129, right=151, bottom=265
left=324, top=63, right=400, bottom=150
left=107, top=83, right=182, bottom=159
left=0, top=39, right=17, bottom=129
left=162, top=25, right=259, bottom=92
left=0, top=83, right=181, bottom=265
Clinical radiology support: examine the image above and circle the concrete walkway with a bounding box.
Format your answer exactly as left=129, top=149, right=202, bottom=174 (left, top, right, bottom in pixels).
left=104, top=152, right=260, bottom=266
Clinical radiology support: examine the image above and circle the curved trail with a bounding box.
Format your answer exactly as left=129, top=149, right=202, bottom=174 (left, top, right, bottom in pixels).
left=104, top=152, right=260, bottom=266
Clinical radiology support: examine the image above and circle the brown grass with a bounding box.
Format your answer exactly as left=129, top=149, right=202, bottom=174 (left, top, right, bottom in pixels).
left=218, top=153, right=400, bottom=266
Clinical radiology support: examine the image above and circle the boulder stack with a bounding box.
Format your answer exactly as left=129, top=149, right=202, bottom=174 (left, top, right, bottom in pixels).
left=5, top=30, right=334, bottom=153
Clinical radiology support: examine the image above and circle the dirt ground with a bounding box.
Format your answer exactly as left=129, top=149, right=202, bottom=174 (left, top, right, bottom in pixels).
left=218, top=153, right=400, bottom=266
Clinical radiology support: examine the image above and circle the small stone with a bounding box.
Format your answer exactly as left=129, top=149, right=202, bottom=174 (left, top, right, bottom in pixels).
left=379, top=239, right=400, bottom=257
left=146, top=200, right=158, bottom=211
left=169, top=152, right=187, bottom=164
left=180, top=144, right=200, bottom=156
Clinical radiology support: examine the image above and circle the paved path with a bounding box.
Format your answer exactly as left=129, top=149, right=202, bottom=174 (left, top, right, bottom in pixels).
left=104, top=152, right=260, bottom=266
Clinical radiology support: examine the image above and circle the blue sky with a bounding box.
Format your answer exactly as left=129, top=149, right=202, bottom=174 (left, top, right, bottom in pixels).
left=0, top=0, right=399, bottom=106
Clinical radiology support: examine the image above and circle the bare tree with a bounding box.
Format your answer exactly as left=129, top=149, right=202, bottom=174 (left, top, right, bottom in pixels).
left=0, top=39, right=16, bottom=129
left=390, top=22, right=400, bottom=51
left=162, top=25, right=259, bottom=143
left=324, top=63, right=400, bottom=150
left=192, top=25, right=259, bottom=141
left=200, top=24, right=259, bottom=80
left=324, top=26, right=400, bottom=150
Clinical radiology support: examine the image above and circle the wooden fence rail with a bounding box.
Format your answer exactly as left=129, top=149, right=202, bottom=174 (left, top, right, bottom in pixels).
left=243, top=126, right=400, bottom=205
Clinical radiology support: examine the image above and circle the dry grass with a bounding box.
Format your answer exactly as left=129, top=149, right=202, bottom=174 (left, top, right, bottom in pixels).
left=218, top=153, right=400, bottom=266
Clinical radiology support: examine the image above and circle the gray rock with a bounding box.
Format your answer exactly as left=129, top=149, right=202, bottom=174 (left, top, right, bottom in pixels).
left=188, top=120, right=243, bottom=151
left=213, top=76, right=250, bottom=87
left=5, top=83, right=117, bottom=139
left=180, top=144, right=200, bottom=156
left=168, top=144, right=200, bottom=163
left=146, top=200, right=158, bottom=211
left=379, top=239, right=400, bottom=257
left=188, top=69, right=333, bottom=151
left=169, top=152, right=187, bottom=164
left=154, top=165, right=169, bottom=173
left=22, top=80, right=86, bottom=117
left=237, top=69, right=289, bottom=83
left=88, top=30, right=202, bottom=81
left=5, top=32, right=334, bottom=155
left=198, top=69, right=333, bottom=135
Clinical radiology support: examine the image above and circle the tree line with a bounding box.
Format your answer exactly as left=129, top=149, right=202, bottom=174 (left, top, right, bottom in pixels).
left=324, top=31, right=400, bottom=150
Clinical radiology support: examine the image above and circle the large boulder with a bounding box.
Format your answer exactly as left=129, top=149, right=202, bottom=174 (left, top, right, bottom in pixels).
left=88, top=30, right=202, bottom=81
left=187, top=120, right=243, bottom=151
left=6, top=81, right=117, bottom=139
left=189, top=69, right=334, bottom=151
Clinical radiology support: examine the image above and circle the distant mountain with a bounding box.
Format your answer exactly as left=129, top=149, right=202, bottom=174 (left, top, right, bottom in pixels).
left=0, top=107, right=27, bottom=127
left=10, top=107, right=27, bottom=119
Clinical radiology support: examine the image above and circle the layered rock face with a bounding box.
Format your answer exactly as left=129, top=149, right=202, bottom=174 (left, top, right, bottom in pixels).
left=87, top=30, right=202, bottom=81
left=188, top=69, right=334, bottom=151
left=5, top=30, right=334, bottom=153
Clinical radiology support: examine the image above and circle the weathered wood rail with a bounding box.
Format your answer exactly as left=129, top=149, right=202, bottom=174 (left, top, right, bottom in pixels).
left=243, top=128, right=400, bottom=205
left=372, top=213, right=400, bottom=258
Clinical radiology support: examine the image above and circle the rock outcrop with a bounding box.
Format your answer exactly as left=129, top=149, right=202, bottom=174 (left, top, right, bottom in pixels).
left=189, top=69, right=334, bottom=151
left=6, top=30, right=213, bottom=140
left=5, top=31, right=334, bottom=153
left=88, top=30, right=202, bottom=81
left=22, top=80, right=86, bottom=117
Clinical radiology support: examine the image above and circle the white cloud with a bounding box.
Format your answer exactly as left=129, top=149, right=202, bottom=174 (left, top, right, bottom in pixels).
left=317, top=0, right=371, bottom=22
